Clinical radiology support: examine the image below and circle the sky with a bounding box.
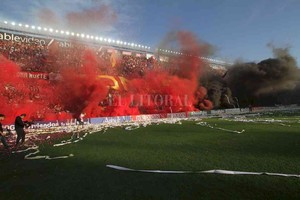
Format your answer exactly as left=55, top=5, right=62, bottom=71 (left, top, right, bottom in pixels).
left=0, top=0, right=300, bottom=64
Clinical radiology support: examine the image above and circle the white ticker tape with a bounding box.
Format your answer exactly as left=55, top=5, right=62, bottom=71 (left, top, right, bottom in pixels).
left=11, top=125, right=108, bottom=160
left=13, top=145, right=74, bottom=160
left=196, top=122, right=245, bottom=134
left=106, top=165, right=300, bottom=178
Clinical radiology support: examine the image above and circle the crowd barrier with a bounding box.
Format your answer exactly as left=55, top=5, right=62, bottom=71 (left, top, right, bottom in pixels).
left=3, top=106, right=300, bottom=130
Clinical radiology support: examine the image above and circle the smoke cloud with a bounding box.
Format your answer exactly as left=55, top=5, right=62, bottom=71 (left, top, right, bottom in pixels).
left=203, top=46, right=300, bottom=107
left=0, top=30, right=213, bottom=121
left=66, top=5, right=118, bottom=32
left=37, top=8, right=60, bottom=28
left=36, top=4, right=118, bottom=33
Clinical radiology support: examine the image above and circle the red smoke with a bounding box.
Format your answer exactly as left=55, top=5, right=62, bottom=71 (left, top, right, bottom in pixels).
left=37, top=8, right=60, bottom=27
left=55, top=50, right=108, bottom=118
left=37, top=5, right=117, bottom=33
left=0, top=56, right=53, bottom=123
left=66, top=5, right=117, bottom=30
left=125, top=31, right=213, bottom=114
left=0, top=31, right=212, bottom=122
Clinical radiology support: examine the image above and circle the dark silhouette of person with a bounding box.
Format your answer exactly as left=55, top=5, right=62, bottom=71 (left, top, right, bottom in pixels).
left=15, top=113, right=26, bottom=146
left=0, top=114, right=10, bottom=150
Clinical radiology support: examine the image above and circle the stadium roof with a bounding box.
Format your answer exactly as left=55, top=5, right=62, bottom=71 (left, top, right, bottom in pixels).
left=0, top=19, right=232, bottom=66
left=0, top=20, right=150, bottom=50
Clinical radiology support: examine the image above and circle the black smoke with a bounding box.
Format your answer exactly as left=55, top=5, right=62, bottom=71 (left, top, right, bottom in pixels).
left=202, top=47, right=300, bottom=108
left=201, top=71, right=234, bottom=108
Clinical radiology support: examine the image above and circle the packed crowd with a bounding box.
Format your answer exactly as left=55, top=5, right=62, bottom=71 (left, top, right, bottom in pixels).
left=0, top=39, right=165, bottom=122
left=0, top=39, right=228, bottom=123
left=0, top=40, right=48, bottom=71
left=0, top=39, right=159, bottom=77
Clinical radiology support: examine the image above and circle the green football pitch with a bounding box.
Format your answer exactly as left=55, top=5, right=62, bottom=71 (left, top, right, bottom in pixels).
left=1, top=112, right=300, bottom=200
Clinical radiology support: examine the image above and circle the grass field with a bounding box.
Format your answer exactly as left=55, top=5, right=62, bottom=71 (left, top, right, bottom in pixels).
left=0, top=112, right=300, bottom=200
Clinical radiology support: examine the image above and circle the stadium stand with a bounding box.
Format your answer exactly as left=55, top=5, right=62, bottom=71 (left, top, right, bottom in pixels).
left=0, top=20, right=229, bottom=78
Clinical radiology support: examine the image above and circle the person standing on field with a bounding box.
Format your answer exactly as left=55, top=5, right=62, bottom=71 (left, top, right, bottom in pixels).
left=15, top=113, right=26, bottom=147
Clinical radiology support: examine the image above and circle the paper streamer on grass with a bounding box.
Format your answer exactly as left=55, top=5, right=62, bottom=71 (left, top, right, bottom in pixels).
left=124, top=118, right=186, bottom=131
left=106, top=165, right=300, bottom=178
left=196, top=122, right=245, bottom=134
left=223, top=116, right=293, bottom=127
left=10, top=124, right=110, bottom=160
left=12, top=128, right=90, bottom=159
left=12, top=142, right=75, bottom=160
left=24, top=131, right=91, bottom=159
left=53, top=132, right=89, bottom=147
left=12, top=144, right=74, bottom=160
left=22, top=125, right=108, bottom=159
left=24, top=145, right=74, bottom=160
left=8, top=118, right=244, bottom=159
left=124, top=124, right=140, bottom=130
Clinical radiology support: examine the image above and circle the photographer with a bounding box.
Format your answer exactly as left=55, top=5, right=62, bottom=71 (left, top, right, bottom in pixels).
left=15, top=113, right=27, bottom=146
left=0, top=114, right=10, bottom=150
